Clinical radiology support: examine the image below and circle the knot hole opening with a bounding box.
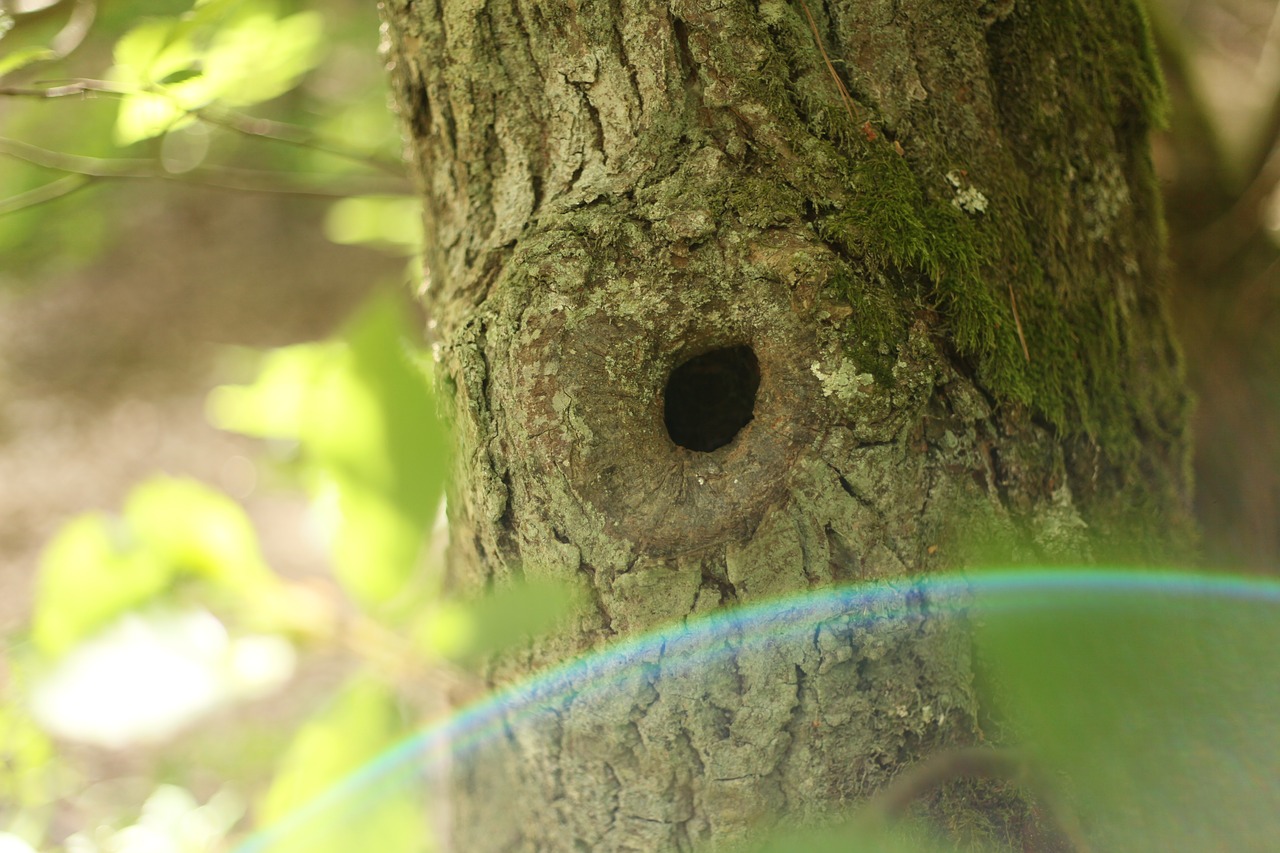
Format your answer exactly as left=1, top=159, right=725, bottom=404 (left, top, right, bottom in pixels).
left=664, top=345, right=760, bottom=452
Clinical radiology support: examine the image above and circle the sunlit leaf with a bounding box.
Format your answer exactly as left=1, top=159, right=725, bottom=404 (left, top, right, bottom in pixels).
left=111, top=18, right=196, bottom=86
left=210, top=293, right=448, bottom=610
left=115, top=92, right=191, bottom=145
left=109, top=2, right=324, bottom=144
left=30, top=477, right=276, bottom=656
left=207, top=344, right=330, bottom=440
left=199, top=10, right=323, bottom=108
left=325, top=482, right=422, bottom=607
left=257, top=678, right=429, bottom=853
left=325, top=196, right=422, bottom=254
left=0, top=46, right=57, bottom=78
left=0, top=703, right=55, bottom=811
left=123, top=476, right=274, bottom=594
left=299, top=344, right=390, bottom=488
left=416, top=578, right=581, bottom=663
left=31, top=513, right=173, bottom=656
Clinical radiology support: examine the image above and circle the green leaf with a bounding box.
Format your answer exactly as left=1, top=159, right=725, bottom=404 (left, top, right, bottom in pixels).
left=974, top=581, right=1280, bottom=849
left=0, top=702, right=55, bottom=811
left=31, top=513, right=173, bottom=656
left=30, top=477, right=274, bottom=656
left=197, top=9, right=323, bottom=108
left=257, top=679, right=430, bottom=853
left=325, top=196, right=422, bottom=254
left=109, top=3, right=324, bottom=145
left=210, top=293, right=448, bottom=610
left=322, top=481, right=423, bottom=607
left=0, top=46, right=57, bottom=79
left=111, top=18, right=197, bottom=88
left=159, top=68, right=204, bottom=85
left=207, top=343, right=330, bottom=440
left=416, top=578, right=581, bottom=663
left=115, top=91, right=191, bottom=146
left=123, top=476, right=274, bottom=593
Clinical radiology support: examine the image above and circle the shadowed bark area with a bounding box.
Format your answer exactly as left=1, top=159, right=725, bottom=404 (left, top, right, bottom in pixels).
left=381, top=0, right=1194, bottom=848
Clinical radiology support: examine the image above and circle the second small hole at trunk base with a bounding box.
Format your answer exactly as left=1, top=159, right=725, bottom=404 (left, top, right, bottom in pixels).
left=664, top=345, right=760, bottom=452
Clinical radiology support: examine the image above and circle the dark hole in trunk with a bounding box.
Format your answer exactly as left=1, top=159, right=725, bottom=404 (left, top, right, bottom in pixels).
left=664, top=345, right=760, bottom=452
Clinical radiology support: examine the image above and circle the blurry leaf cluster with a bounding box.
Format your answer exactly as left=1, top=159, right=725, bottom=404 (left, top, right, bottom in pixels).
left=1, top=0, right=578, bottom=851
left=2, top=286, right=579, bottom=851
left=107, top=0, right=323, bottom=145
left=0, top=0, right=409, bottom=274
left=210, top=294, right=445, bottom=611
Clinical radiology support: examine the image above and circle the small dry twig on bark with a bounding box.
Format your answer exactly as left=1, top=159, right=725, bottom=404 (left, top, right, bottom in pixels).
left=797, top=0, right=859, bottom=124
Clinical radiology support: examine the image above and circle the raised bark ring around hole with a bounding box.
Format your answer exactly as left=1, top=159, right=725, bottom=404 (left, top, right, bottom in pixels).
left=506, top=270, right=821, bottom=556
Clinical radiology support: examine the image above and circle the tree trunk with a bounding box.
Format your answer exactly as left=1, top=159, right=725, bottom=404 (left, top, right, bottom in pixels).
left=380, top=0, right=1195, bottom=849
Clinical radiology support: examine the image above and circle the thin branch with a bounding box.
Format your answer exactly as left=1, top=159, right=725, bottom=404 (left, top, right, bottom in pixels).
left=0, top=78, right=407, bottom=176
left=196, top=105, right=407, bottom=177
left=0, top=173, right=93, bottom=215
left=49, top=0, right=96, bottom=59
left=1144, top=0, right=1236, bottom=200
left=1246, top=1, right=1280, bottom=187
left=0, top=0, right=98, bottom=82
left=1246, top=100, right=1280, bottom=198
left=1009, top=282, right=1031, bottom=362
left=0, top=82, right=108, bottom=97
left=0, top=136, right=409, bottom=202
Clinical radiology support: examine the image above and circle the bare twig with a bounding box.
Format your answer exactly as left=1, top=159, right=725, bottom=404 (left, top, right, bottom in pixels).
left=0, top=0, right=98, bottom=81
left=1247, top=0, right=1280, bottom=187
left=1009, top=282, right=1031, bottom=362
left=0, top=81, right=112, bottom=97
left=797, top=0, right=858, bottom=124
left=196, top=105, right=407, bottom=177
left=0, top=78, right=406, bottom=176
left=0, top=77, right=126, bottom=97
left=0, top=173, right=92, bottom=215
left=0, top=136, right=409, bottom=207
left=49, top=0, right=96, bottom=58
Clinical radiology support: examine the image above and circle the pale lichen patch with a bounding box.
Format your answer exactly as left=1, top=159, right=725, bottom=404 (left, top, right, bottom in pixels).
left=946, top=170, right=989, bottom=215
left=809, top=359, right=875, bottom=402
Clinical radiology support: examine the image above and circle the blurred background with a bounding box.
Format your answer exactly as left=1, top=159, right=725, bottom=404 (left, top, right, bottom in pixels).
left=0, top=0, right=1278, bottom=851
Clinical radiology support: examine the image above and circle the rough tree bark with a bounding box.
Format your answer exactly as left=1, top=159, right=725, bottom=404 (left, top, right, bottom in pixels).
left=380, top=0, right=1195, bottom=849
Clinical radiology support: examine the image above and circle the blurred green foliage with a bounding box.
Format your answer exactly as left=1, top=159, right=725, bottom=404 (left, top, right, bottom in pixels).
left=108, top=0, right=323, bottom=144
left=415, top=577, right=584, bottom=665
left=257, top=679, right=423, bottom=853
left=32, top=476, right=276, bottom=657
left=210, top=294, right=446, bottom=611
left=2, top=0, right=455, bottom=849
left=1, top=0, right=576, bottom=826
left=0, top=0, right=402, bottom=274
left=973, top=580, right=1280, bottom=849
